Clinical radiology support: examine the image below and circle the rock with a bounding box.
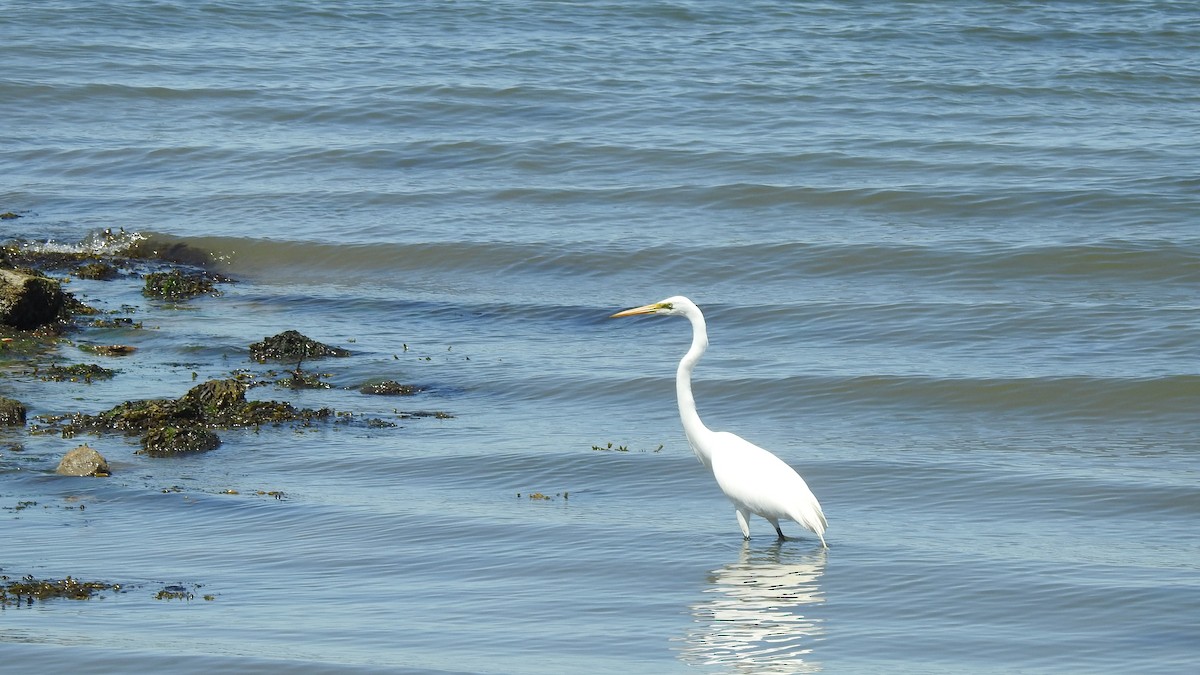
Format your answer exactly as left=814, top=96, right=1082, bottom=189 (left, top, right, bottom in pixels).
left=0, top=397, right=26, bottom=425
left=360, top=380, right=422, bottom=396
left=56, top=444, right=110, bottom=477
left=46, top=378, right=334, bottom=441
left=250, top=330, right=350, bottom=361
left=138, top=425, right=222, bottom=457
left=0, top=268, right=66, bottom=329
left=180, top=378, right=247, bottom=413
left=75, top=262, right=119, bottom=280
left=142, top=269, right=219, bottom=300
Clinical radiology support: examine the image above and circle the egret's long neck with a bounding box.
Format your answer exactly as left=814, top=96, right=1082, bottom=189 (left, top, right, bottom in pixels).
left=677, top=309, right=712, bottom=465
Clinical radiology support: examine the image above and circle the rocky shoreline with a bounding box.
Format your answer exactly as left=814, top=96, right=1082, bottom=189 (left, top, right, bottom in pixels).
left=1, top=228, right=445, bottom=603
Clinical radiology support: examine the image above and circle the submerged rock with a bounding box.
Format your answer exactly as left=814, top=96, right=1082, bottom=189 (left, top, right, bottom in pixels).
left=0, top=397, right=26, bottom=425
left=250, top=330, right=350, bottom=361
left=55, top=444, right=110, bottom=476
left=0, top=268, right=66, bottom=329
left=360, top=380, right=423, bottom=396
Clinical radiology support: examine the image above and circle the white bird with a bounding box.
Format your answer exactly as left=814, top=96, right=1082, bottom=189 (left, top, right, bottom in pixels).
left=611, top=296, right=827, bottom=547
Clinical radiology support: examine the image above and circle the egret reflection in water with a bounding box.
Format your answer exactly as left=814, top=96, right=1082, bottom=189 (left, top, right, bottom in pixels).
left=678, top=543, right=828, bottom=673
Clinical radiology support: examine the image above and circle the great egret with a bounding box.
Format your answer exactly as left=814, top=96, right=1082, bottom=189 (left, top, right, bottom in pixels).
left=611, top=296, right=828, bottom=547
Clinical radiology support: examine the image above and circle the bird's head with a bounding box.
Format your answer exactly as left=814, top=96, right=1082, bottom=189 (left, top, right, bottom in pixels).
left=610, top=295, right=695, bottom=318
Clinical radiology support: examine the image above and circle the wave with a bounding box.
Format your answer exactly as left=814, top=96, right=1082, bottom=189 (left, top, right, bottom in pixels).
left=96, top=233, right=1197, bottom=289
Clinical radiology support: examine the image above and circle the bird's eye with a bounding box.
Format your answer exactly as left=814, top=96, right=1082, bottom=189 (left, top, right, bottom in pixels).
left=660, top=302, right=673, bottom=310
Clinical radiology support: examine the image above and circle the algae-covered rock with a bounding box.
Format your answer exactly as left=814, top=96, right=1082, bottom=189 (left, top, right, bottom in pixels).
left=45, top=378, right=334, bottom=453
left=360, top=380, right=422, bottom=396
left=1, top=576, right=118, bottom=605
left=179, top=378, right=248, bottom=414
left=0, top=397, right=27, bottom=426
left=250, top=330, right=350, bottom=361
left=138, top=425, right=221, bottom=457
left=75, top=262, right=119, bottom=280
left=40, top=363, right=116, bottom=382
left=0, top=268, right=65, bottom=329
left=56, top=444, right=110, bottom=476
left=142, top=269, right=219, bottom=300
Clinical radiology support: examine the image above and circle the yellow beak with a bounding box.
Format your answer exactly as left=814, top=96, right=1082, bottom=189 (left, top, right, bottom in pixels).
left=610, top=303, right=662, bottom=318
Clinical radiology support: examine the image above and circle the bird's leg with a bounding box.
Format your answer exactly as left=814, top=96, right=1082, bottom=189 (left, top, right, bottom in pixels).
left=774, top=524, right=786, bottom=540
left=735, top=508, right=752, bottom=539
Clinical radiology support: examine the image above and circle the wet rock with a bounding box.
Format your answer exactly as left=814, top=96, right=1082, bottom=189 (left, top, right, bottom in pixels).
left=75, top=262, right=119, bottom=280
left=39, top=363, right=116, bottom=382
left=55, top=444, right=110, bottom=476
left=0, top=268, right=66, bottom=329
left=0, top=212, right=20, bottom=220
left=138, top=425, right=221, bottom=457
left=360, top=380, right=423, bottom=396
left=0, top=397, right=27, bottom=425
left=180, top=378, right=248, bottom=414
left=250, top=330, right=350, bottom=361
left=142, top=269, right=220, bottom=300
left=277, top=366, right=331, bottom=389
left=81, top=344, right=138, bottom=357
left=43, top=378, right=334, bottom=448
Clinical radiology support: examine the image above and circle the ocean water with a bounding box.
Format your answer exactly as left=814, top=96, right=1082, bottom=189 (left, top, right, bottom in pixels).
left=2, top=1, right=1199, bottom=673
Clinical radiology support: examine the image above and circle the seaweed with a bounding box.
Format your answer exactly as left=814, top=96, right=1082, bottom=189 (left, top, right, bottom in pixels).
left=250, top=330, right=350, bottom=361
left=142, top=269, right=221, bottom=300
left=0, top=575, right=119, bottom=605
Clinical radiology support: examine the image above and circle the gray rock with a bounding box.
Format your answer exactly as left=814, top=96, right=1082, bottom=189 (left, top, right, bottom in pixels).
left=56, top=444, right=111, bottom=477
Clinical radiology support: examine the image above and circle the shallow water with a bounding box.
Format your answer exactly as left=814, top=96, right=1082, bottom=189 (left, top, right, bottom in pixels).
left=2, top=2, right=1199, bottom=673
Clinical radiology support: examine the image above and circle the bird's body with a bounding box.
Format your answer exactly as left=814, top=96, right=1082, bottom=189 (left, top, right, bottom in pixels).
left=612, top=296, right=827, bottom=547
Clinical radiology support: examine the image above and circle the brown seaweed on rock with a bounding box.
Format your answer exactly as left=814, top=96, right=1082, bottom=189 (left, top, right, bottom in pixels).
left=1, top=575, right=119, bottom=605
left=40, top=378, right=333, bottom=456
left=250, top=330, right=350, bottom=361
left=142, top=269, right=224, bottom=300
left=360, top=380, right=423, bottom=396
